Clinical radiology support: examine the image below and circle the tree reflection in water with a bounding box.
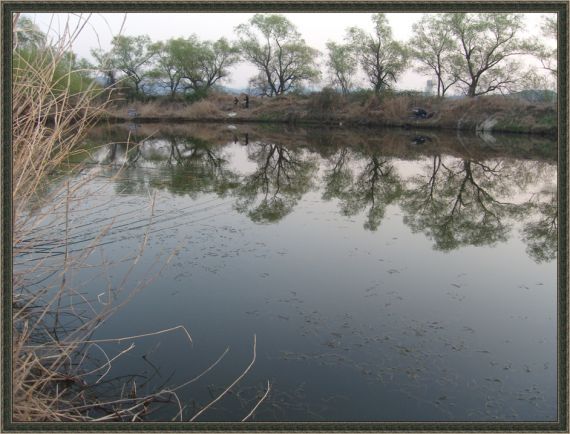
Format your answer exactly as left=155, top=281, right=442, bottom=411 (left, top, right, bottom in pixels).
left=234, top=143, right=317, bottom=223
left=522, top=190, right=557, bottom=263
left=324, top=149, right=403, bottom=231
left=401, top=157, right=529, bottom=251
left=88, top=125, right=557, bottom=263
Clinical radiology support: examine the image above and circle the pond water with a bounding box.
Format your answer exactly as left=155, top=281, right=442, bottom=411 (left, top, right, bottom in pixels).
left=17, top=123, right=558, bottom=422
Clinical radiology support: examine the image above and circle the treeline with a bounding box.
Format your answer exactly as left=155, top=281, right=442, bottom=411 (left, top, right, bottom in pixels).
left=16, top=13, right=557, bottom=101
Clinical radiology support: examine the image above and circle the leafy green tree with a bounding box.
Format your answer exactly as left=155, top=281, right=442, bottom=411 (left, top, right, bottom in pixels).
left=409, top=14, right=459, bottom=97
left=189, top=37, right=240, bottom=91
left=325, top=41, right=358, bottom=95
left=109, top=35, right=155, bottom=95
left=153, top=36, right=239, bottom=96
left=445, top=13, right=529, bottom=97
left=148, top=38, right=186, bottom=97
left=347, top=14, right=408, bottom=94
left=236, top=14, right=320, bottom=96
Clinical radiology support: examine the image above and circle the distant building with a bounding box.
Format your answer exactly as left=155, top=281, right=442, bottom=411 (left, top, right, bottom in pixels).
left=424, top=79, right=435, bottom=96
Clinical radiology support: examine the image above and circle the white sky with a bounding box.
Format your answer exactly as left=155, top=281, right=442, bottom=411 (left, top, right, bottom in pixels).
left=25, top=12, right=554, bottom=92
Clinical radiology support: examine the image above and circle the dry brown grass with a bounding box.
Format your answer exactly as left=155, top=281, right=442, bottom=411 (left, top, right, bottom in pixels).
left=100, top=86, right=556, bottom=136
left=12, top=40, right=107, bottom=240
left=11, top=19, right=115, bottom=411
left=11, top=16, right=269, bottom=422
left=184, top=99, right=223, bottom=119
left=104, top=96, right=226, bottom=120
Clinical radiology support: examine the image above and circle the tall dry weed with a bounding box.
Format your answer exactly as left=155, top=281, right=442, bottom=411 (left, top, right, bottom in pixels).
left=12, top=14, right=109, bottom=248
left=185, top=99, right=222, bottom=119
left=10, top=14, right=267, bottom=422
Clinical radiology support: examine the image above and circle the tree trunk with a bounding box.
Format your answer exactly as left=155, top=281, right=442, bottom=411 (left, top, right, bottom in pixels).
left=467, top=81, right=477, bottom=97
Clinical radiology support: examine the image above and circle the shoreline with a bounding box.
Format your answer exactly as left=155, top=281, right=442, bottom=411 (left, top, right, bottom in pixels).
left=99, top=92, right=558, bottom=137
left=99, top=115, right=557, bottom=137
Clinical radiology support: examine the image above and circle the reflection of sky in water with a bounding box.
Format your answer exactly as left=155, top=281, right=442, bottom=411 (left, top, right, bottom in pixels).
left=18, top=126, right=558, bottom=422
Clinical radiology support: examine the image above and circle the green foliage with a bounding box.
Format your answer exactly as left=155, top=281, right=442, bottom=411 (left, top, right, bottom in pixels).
left=236, top=14, right=320, bottom=96
left=148, top=38, right=187, bottom=96
left=445, top=13, right=528, bottom=97
left=13, top=44, right=97, bottom=98
left=347, top=13, right=408, bottom=94
left=325, top=41, right=358, bottom=94
left=183, top=87, right=210, bottom=103
left=409, top=14, right=459, bottom=97
left=13, top=16, right=97, bottom=97
left=533, top=15, right=557, bottom=77
left=149, top=35, right=239, bottom=98
left=108, top=35, right=155, bottom=95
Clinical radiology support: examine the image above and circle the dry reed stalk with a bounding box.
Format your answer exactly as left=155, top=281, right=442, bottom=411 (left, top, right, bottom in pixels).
left=11, top=15, right=269, bottom=422
left=241, top=380, right=271, bottom=422
left=189, top=335, right=258, bottom=421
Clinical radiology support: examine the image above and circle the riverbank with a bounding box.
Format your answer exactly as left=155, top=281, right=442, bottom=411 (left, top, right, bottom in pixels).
left=101, top=91, right=558, bottom=136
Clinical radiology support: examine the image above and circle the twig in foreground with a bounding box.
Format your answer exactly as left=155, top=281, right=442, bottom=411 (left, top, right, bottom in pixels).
left=189, top=335, right=257, bottom=422
left=242, top=380, right=271, bottom=422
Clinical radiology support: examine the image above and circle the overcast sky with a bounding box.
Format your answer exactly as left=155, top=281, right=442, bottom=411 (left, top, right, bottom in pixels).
left=26, top=12, right=554, bottom=92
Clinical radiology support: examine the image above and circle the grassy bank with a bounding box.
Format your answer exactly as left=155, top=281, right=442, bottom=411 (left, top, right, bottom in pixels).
left=101, top=91, right=558, bottom=136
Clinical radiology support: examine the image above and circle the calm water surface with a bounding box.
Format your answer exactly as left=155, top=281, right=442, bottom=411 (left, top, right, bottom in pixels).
left=18, top=123, right=558, bottom=422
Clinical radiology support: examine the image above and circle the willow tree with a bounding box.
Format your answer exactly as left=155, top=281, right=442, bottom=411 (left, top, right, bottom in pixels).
left=347, top=13, right=408, bottom=94
left=445, top=13, right=528, bottom=97
left=149, top=38, right=187, bottom=97
left=188, top=37, right=240, bottom=91
left=236, top=14, right=320, bottom=96
left=151, top=36, right=239, bottom=97
left=409, top=14, right=459, bottom=97
left=108, top=35, right=155, bottom=95
left=325, top=41, right=358, bottom=95
left=535, top=15, right=557, bottom=77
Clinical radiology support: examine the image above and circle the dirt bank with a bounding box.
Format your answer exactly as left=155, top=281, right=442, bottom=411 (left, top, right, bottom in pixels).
left=101, top=91, right=558, bottom=136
